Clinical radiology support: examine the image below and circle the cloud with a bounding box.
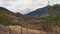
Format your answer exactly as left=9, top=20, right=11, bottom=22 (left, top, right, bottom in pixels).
left=48, top=0, right=60, bottom=5
left=0, top=0, right=60, bottom=14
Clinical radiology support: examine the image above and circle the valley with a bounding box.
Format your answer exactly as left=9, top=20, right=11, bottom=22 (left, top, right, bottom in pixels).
left=0, top=4, right=60, bottom=34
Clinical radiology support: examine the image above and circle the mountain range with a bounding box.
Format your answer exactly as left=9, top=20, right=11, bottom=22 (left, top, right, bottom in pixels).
left=0, top=6, right=52, bottom=18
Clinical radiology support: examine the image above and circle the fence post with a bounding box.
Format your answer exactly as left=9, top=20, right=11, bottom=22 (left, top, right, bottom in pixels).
left=20, top=26, right=23, bottom=34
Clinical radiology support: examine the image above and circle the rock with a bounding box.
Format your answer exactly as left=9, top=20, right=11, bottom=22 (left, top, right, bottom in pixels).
left=0, top=24, right=9, bottom=34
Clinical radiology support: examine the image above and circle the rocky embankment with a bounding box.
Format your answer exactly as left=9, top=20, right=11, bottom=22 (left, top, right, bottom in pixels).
left=0, top=25, right=60, bottom=34
left=8, top=26, right=46, bottom=34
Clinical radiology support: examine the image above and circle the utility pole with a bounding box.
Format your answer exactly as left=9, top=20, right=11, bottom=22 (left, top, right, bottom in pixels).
left=47, top=0, right=50, bottom=11
left=48, top=0, right=50, bottom=6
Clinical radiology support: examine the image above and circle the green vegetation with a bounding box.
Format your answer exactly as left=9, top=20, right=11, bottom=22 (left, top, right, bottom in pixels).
left=48, top=4, right=60, bottom=27
left=0, top=18, right=12, bottom=26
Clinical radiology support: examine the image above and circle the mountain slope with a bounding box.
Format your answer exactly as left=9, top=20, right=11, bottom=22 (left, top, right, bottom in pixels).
left=25, top=6, right=51, bottom=18
left=0, top=7, right=24, bottom=25
left=0, top=7, right=24, bottom=18
left=23, top=4, right=60, bottom=32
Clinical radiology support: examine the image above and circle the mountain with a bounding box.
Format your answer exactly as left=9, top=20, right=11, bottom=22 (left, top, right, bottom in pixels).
left=0, top=7, right=24, bottom=18
left=0, top=7, right=25, bottom=25
left=25, top=6, right=51, bottom=18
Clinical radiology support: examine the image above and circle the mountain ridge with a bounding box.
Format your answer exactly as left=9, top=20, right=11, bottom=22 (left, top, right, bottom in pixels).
left=0, top=7, right=24, bottom=18
left=25, top=6, right=52, bottom=18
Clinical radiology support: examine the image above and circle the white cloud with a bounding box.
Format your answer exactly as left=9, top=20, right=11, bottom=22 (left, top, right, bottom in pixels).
left=49, top=0, right=60, bottom=5
left=0, top=0, right=60, bottom=14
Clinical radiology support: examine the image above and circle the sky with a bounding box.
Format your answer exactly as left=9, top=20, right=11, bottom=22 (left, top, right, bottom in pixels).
left=0, top=0, right=60, bottom=14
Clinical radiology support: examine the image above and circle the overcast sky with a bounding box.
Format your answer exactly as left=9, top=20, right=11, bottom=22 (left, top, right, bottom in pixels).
left=0, top=0, right=60, bottom=14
